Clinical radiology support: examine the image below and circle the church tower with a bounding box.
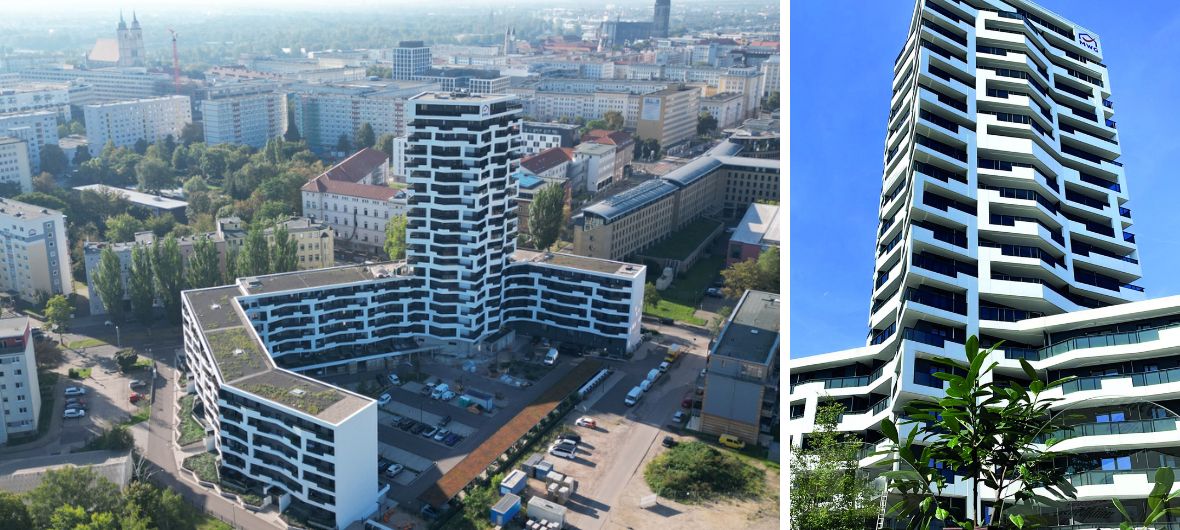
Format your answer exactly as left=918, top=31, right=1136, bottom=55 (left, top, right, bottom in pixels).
left=116, top=11, right=146, bottom=67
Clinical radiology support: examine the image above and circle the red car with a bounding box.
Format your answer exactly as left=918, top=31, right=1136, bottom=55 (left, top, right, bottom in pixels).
left=129, top=392, right=145, bottom=404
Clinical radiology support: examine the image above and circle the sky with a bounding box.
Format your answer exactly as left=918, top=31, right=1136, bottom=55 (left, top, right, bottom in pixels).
left=790, top=0, right=1180, bottom=357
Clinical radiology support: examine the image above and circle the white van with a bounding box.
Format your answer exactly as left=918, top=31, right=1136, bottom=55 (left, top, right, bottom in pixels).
left=624, top=386, right=643, bottom=406
left=544, top=348, right=559, bottom=366
left=645, top=368, right=661, bottom=383
left=431, top=383, right=451, bottom=400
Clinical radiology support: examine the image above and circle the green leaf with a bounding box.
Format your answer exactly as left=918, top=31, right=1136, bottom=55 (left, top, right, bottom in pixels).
left=965, top=335, right=979, bottom=361
left=1019, top=359, right=1038, bottom=380
left=1009, top=513, right=1025, bottom=529
left=935, top=507, right=949, bottom=521
left=881, top=418, right=899, bottom=443
left=920, top=497, right=932, bottom=513
left=1112, top=497, right=1132, bottom=522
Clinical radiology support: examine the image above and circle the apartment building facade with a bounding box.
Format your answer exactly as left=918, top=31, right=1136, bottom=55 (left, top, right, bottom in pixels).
left=521, top=122, right=581, bottom=156
left=786, top=0, right=1173, bottom=526
left=290, top=80, right=439, bottom=156
left=200, top=83, right=288, bottom=149
left=574, top=143, right=616, bottom=193
left=0, top=110, right=57, bottom=175
left=0, top=317, right=41, bottom=446
left=14, top=68, right=167, bottom=104
left=391, top=41, right=431, bottom=81
left=84, top=95, right=192, bottom=150
left=0, top=198, right=71, bottom=303
left=700, top=290, right=780, bottom=445
left=0, top=137, right=32, bottom=194
left=0, top=84, right=72, bottom=120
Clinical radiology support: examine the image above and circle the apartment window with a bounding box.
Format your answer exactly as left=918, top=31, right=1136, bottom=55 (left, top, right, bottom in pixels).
left=1096, top=412, right=1125, bottom=423
left=1100, top=456, right=1132, bottom=471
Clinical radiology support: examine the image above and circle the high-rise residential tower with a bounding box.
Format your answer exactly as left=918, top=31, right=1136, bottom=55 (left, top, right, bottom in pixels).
left=653, top=0, right=671, bottom=39
left=788, top=1, right=1180, bottom=527
left=391, top=41, right=431, bottom=81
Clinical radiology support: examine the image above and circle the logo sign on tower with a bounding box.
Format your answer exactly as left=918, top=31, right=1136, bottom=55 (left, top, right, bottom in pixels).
left=1077, top=32, right=1099, bottom=54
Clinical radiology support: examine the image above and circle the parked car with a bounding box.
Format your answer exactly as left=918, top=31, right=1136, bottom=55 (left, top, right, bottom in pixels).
left=705, top=288, right=723, bottom=298
left=658, top=361, right=671, bottom=373
left=65, top=398, right=87, bottom=409
left=422, top=426, right=439, bottom=438
left=437, top=415, right=452, bottom=427
left=129, top=393, right=144, bottom=404
left=420, top=505, right=439, bottom=520
left=543, top=348, right=559, bottom=366
left=128, top=379, right=146, bottom=389
left=378, top=393, right=391, bottom=405
left=443, top=433, right=460, bottom=446
left=719, top=434, right=746, bottom=450
left=384, top=463, right=404, bottom=477
left=639, top=379, right=653, bottom=393
left=575, top=416, right=597, bottom=428
left=662, top=436, right=678, bottom=448
left=548, top=443, right=576, bottom=460
left=433, top=429, right=449, bottom=442
left=411, top=423, right=427, bottom=435
left=387, top=373, right=402, bottom=386
left=672, top=411, right=686, bottom=423
left=681, top=397, right=693, bottom=409
left=64, top=387, right=86, bottom=396
left=63, top=408, right=86, bottom=419
left=557, top=431, right=582, bottom=443
left=439, top=390, right=456, bottom=401
left=659, top=317, right=674, bottom=325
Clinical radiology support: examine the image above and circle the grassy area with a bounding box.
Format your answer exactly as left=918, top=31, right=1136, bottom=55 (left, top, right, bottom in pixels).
left=68, top=367, right=92, bottom=379
left=134, top=358, right=153, bottom=369
left=239, top=383, right=343, bottom=415
left=178, top=395, right=206, bottom=446
left=196, top=518, right=233, bottom=530
left=183, top=452, right=219, bottom=483
left=206, top=328, right=269, bottom=381
left=644, top=441, right=764, bottom=503
left=642, top=218, right=723, bottom=260
left=68, top=338, right=107, bottom=349
left=643, top=254, right=727, bottom=325
left=124, top=404, right=151, bottom=425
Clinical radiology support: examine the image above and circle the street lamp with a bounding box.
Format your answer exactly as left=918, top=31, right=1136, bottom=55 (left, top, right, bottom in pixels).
left=115, top=325, right=121, bottom=348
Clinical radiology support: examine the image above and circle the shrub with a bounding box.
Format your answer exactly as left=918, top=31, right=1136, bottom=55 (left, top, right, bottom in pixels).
left=644, top=441, right=763, bottom=503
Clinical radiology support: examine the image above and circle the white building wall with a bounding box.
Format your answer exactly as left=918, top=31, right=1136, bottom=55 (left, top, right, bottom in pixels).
left=0, top=110, right=57, bottom=174
left=84, top=95, right=192, bottom=150
left=0, top=321, right=40, bottom=445
left=202, top=91, right=288, bottom=149
left=0, top=137, right=32, bottom=193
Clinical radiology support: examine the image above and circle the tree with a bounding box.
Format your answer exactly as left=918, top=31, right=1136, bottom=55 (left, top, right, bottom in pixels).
left=44, top=294, right=72, bottom=338
left=114, top=349, right=139, bottom=372
left=790, top=403, right=880, bottom=530
left=93, top=246, right=126, bottom=323
left=721, top=247, right=779, bottom=298
left=0, top=491, right=31, bottom=529
left=179, top=122, right=203, bottom=145
left=72, top=145, right=92, bottom=166
left=13, top=192, right=67, bottom=212
left=186, top=236, right=221, bottom=289
left=764, top=91, right=780, bottom=111
left=880, top=337, right=1077, bottom=530
left=336, top=133, right=352, bottom=155
left=152, top=236, right=184, bottom=323
left=529, top=183, right=564, bottom=250
left=26, top=465, right=122, bottom=528
left=376, top=133, right=396, bottom=159
left=49, top=505, right=119, bottom=530
left=135, top=157, right=173, bottom=193
left=384, top=214, right=407, bottom=261
left=356, top=122, right=376, bottom=149
left=128, top=246, right=155, bottom=325
left=121, top=481, right=188, bottom=530
left=104, top=213, right=144, bottom=242
left=284, top=107, right=301, bottom=142
left=132, top=138, right=149, bottom=155
left=237, top=225, right=270, bottom=277
left=603, top=110, right=625, bottom=130
left=644, top=283, right=661, bottom=308
left=1114, top=467, right=1180, bottom=530
left=224, top=248, right=239, bottom=283
left=269, top=224, right=298, bottom=273
left=697, top=112, right=718, bottom=136
left=40, top=143, right=69, bottom=176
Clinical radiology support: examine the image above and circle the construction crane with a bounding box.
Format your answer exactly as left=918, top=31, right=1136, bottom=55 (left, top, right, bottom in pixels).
left=167, top=29, right=181, bottom=94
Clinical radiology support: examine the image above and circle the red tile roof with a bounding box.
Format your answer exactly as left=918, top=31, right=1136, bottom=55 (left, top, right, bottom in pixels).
left=301, top=175, right=399, bottom=202
left=582, top=129, right=634, bottom=147
left=520, top=147, right=574, bottom=175
left=319, top=148, right=389, bottom=183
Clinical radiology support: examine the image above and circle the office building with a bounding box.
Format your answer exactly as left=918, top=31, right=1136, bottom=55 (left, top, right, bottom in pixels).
left=0, top=317, right=41, bottom=446
left=73, top=184, right=188, bottom=219
left=13, top=68, right=167, bottom=104
left=760, top=54, right=780, bottom=99
left=84, top=96, right=191, bottom=150
left=718, top=67, right=764, bottom=121
left=700, top=290, right=779, bottom=445
left=0, top=137, right=32, bottom=194
left=582, top=129, right=636, bottom=183
left=0, top=110, right=57, bottom=175
left=701, top=92, right=747, bottom=130
left=301, top=149, right=407, bottom=254
left=636, top=85, right=700, bottom=148
left=653, top=0, right=672, bottom=39
left=784, top=1, right=1180, bottom=526
left=392, top=41, right=431, bottom=81
left=727, top=203, right=780, bottom=266
left=0, top=84, right=71, bottom=120
left=290, top=80, right=438, bottom=156
left=180, top=92, right=645, bottom=527
left=412, top=68, right=510, bottom=95
left=0, top=198, right=71, bottom=303
left=521, top=122, right=581, bottom=156
left=575, top=143, right=616, bottom=193
left=199, top=83, right=288, bottom=149
left=573, top=139, right=779, bottom=260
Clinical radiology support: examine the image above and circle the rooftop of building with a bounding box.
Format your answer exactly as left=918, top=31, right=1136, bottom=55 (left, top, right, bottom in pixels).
left=301, top=175, right=403, bottom=202
left=185, top=285, right=247, bottom=332
left=702, top=91, right=745, bottom=102
left=205, top=326, right=271, bottom=382
left=0, top=136, right=24, bottom=146
left=0, top=316, right=28, bottom=341
left=58, top=135, right=88, bottom=148
left=320, top=148, right=389, bottom=183
left=713, top=290, right=779, bottom=365
left=521, top=147, right=575, bottom=175
left=581, top=179, right=679, bottom=222
left=72, top=184, right=188, bottom=211
left=582, top=129, right=633, bottom=146
left=575, top=142, right=615, bottom=156
left=239, top=262, right=408, bottom=295
left=0, top=450, right=132, bottom=494
left=512, top=173, right=545, bottom=190
left=731, top=203, right=781, bottom=247
left=0, top=197, right=64, bottom=221
left=513, top=249, right=643, bottom=277
left=216, top=216, right=332, bottom=239
left=0, top=83, right=70, bottom=95
left=523, top=121, right=581, bottom=131
left=409, top=91, right=515, bottom=103
left=81, top=94, right=189, bottom=108
left=416, top=67, right=507, bottom=80
left=234, top=369, right=367, bottom=423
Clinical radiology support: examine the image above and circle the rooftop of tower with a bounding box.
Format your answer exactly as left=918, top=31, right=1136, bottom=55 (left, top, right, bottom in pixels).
left=237, top=262, right=410, bottom=296
left=409, top=91, right=516, bottom=103
left=513, top=249, right=645, bottom=277
left=713, top=290, right=780, bottom=365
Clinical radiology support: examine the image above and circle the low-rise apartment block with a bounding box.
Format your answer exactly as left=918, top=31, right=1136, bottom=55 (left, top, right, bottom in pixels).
left=301, top=148, right=407, bottom=255
left=0, top=137, right=32, bottom=194
left=582, top=129, right=635, bottom=184
left=290, top=80, right=439, bottom=156
left=575, top=143, right=616, bottom=193
left=84, top=95, right=192, bottom=150
left=0, top=110, right=57, bottom=175
left=727, top=203, right=780, bottom=266
left=0, top=198, right=71, bottom=303
left=0, top=317, right=41, bottom=445
left=199, top=83, right=288, bottom=149
left=701, top=290, right=779, bottom=445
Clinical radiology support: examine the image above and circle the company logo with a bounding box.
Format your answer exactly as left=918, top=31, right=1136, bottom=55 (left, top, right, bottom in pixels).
left=1077, top=32, right=1099, bottom=53
left=480, top=104, right=490, bottom=117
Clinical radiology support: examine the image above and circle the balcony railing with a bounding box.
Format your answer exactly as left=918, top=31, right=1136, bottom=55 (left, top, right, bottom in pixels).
left=903, top=327, right=958, bottom=347
left=1103, top=98, right=1114, bottom=109
left=1123, top=231, right=1136, bottom=244
left=980, top=306, right=1044, bottom=322
left=1036, top=418, right=1178, bottom=444
left=1079, top=172, right=1121, bottom=192
left=1014, top=324, right=1171, bottom=363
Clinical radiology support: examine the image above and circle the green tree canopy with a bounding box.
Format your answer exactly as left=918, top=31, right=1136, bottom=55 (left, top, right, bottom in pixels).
left=135, top=157, right=173, bottom=193
left=697, top=112, right=718, bottom=136
left=237, top=225, right=270, bottom=277
left=376, top=133, right=396, bottom=158
left=26, top=466, right=122, bottom=528
left=721, top=246, right=779, bottom=298
left=0, top=491, right=30, bottom=529
left=603, top=110, right=624, bottom=130
left=40, top=143, right=69, bottom=176
left=644, top=283, right=661, bottom=308
left=152, top=235, right=184, bottom=323
left=104, top=213, right=144, bottom=242
left=384, top=214, right=407, bottom=261
left=790, top=402, right=880, bottom=530
left=356, top=122, right=376, bottom=149
left=269, top=224, right=298, bottom=273
left=44, top=294, right=72, bottom=335
left=93, top=246, right=126, bottom=323
left=336, top=133, right=352, bottom=155
left=528, top=183, right=564, bottom=251
left=128, top=245, right=155, bottom=325
left=284, top=107, right=301, bottom=142
left=186, top=235, right=222, bottom=289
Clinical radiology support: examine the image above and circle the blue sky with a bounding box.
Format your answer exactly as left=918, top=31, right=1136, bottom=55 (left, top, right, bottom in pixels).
left=790, top=1, right=1180, bottom=357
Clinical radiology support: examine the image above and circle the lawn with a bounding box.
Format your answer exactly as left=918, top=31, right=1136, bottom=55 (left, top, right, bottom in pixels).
left=183, top=452, right=219, bottom=483
left=124, top=404, right=151, bottom=425
left=641, top=218, right=723, bottom=260
left=644, top=441, right=764, bottom=503
left=643, top=254, right=727, bottom=325
left=196, top=518, right=232, bottom=530
left=68, top=367, right=92, bottom=379
left=178, top=395, right=206, bottom=446
left=68, top=338, right=107, bottom=349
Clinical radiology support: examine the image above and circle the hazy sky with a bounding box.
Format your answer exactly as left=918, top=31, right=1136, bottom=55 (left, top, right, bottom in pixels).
left=791, top=0, right=1180, bottom=357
